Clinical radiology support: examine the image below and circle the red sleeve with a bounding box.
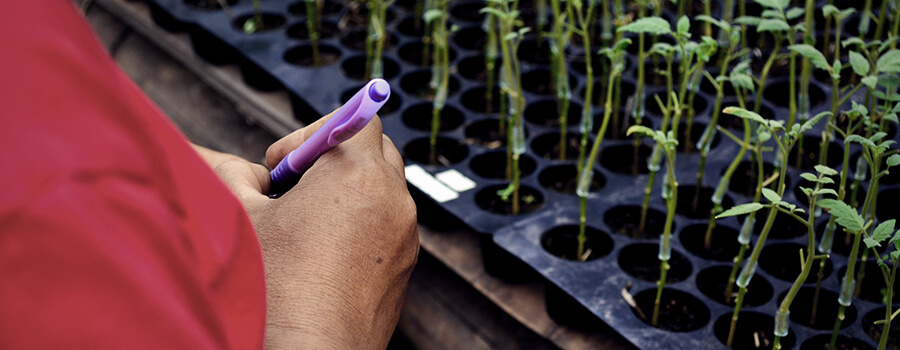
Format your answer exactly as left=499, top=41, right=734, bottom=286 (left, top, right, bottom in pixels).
left=0, top=1, right=266, bottom=348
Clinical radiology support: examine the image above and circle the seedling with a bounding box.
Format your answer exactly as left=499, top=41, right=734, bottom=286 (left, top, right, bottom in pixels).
left=242, top=0, right=265, bottom=34
left=715, top=107, right=830, bottom=347
left=574, top=39, right=631, bottom=260
left=366, top=0, right=395, bottom=78
left=425, top=1, right=452, bottom=164
left=627, top=122, right=678, bottom=327
left=548, top=0, right=572, bottom=159
left=482, top=0, right=530, bottom=214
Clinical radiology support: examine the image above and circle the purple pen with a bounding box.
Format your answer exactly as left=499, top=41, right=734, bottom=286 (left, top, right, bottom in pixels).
left=268, top=79, right=391, bottom=197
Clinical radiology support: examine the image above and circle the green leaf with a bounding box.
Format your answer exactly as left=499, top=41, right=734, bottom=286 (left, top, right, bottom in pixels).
left=845, top=134, right=876, bottom=149
left=716, top=203, right=765, bottom=219
left=618, top=17, right=672, bottom=35
left=677, top=15, right=690, bottom=36
left=842, top=37, right=866, bottom=48
left=734, top=16, right=762, bottom=26
left=789, top=44, right=829, bottom=71
left=891, top=228, right=900, bottom=247
left=818, top=176, right=834, bottom=184
left=626, top=125, right=656, bottom=138
left=785, top=7, right=805, bottom=20
left=818, top=199, right=865, bottom=232
left=757, top=19, right=791, bottom=33
left=423, top=9, right=443, bottom=23
left=730, top=74, right=755, bottom=92
left=762, top=188, right=781, bottom=203
left=865, top=237, right=881, bottom=248
left=814, top=164, right=838, bottom=176
left=694, top=15, right=728, bottom=31
left=873, top=220, right=897, bottom=243
left=800, top=173, right=818, bottom=182
left=877, top=50, right=900, bottom=74
left=754, top=0, right=784, bottom=9
left=723, top=106, right=769, bottom=125
left=891, top=250, right=900, bottom=261
left=849, top=51, right=870, bottom=76
left=887, top=154, right=900, bottom=167
left=479, top=7, right=504, bottom=19
left=822, top=4, right=839, bottom=18
left=796, top=111, right=831, bottom=135
left=862, top=75, right=879, bottom=89
left=813, top=188, right=838, bottom=198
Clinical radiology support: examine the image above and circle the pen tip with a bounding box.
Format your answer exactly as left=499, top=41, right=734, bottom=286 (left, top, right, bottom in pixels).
left=368, top=79, right=390, bottom=102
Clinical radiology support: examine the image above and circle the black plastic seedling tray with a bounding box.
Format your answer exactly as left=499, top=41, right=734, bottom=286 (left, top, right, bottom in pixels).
left=144, top=0, right=900, bottom=348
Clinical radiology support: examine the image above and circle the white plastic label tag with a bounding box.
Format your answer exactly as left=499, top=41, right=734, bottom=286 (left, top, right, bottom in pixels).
left=435, top=169, right=477, bottom=193
left=405, top=165, right=459, bottom=203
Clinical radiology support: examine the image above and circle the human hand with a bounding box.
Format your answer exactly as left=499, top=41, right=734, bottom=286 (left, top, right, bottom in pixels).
left=194, top=112, right=418, bottom=349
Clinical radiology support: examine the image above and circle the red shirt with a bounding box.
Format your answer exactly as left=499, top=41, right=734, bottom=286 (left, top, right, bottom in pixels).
left=0, top=1, right=266, bottom=348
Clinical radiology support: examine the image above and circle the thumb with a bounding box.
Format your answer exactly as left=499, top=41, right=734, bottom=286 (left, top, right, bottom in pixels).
left=213, top=160, right=272, bottom=208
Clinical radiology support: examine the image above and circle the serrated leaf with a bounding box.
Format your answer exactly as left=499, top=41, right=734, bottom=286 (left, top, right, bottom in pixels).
left=818, top=199, right=865, bottom=232
left=814, top=164, right=838, bottom=176
left=800, top=173, right=818, bottom=182
left=813, top=188, right=838, bottom=198
left=865, top=237, right=881, bottom=248
left=723, top=106, right=769, bottom=125
left=785, top=7, right=805, bottom=20
left=892, top=250, right=900, bottom=261
left=891, top=228, right=900, bottom=246
left=818, top=177, right=834, bottom=184
left=873, top=220, right=896, bottom=243
left=757, top=19, right=791, bottom=33
left=789, top=44, right=829, bottom=72
left=877, top=50, right=900, bottom=74
left=796, top=111, right=831, bottom=135
left=846, top=134, right=876, bottom=148
left=717, top=203, right=765, bottom=218
left=730, top=74, right=755, bottom=92
left=887, top=154, right=900, bottom=167
left=618, top=17, right=672, bottom=35
left=762, top=188, right=781, bottom=203
left=849, top=51, right=870, bottom=76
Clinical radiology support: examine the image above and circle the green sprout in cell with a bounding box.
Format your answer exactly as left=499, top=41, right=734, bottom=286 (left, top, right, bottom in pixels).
left=482, top=0, right=529, bottom=215
left=627, top=122, right=678, bottom=327
left=721, top=165, right=835, bottom=350
left=366, top=0, right=395, bottom=78
left=715, top=107, right=830, bottom=348
left=242, top=0, right=265, bottom=34
left=574, top=38, right=631, bottom=261
left=424, top=1, right=453, bottom=165
left=548, top=0, right=572, bottom=159
left=304, top=0, right=323, bottom=66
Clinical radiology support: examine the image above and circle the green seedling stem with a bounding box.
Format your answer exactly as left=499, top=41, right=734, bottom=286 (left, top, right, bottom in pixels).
left=772, top=171, right=832, bottom=348
left=724, top=139, right=765, bottom=305
left=549, top=0, right=572, bottom=159
left=695, top=21, right=742, bottom=210
left=305, top=0, right=322, bottom=66
left=576, top=41, right=629, bottom=259
left=422, top=0, right=435, bottom=66
left=484, top=14, right=499, bottom=116
left=639, top=55, right=674, bottom=236
left=828, top=160, right=883, bottom=349
left=819, top=13, right=846, bottom=167
left=797, top=0, right=817, bottom=125
left=627, top=117, right=678, bottom=327
left=428, top=1, right=450, bottom=165
left=859, top=0, right=873, bottom=38
left=704, top=88, right=750, bottom=250
left=572, top=0, right=598, bottom=176
left=536, top=0, right=547, bottom=46
left=484, top=0, right=527, bottom=214
left=632, top=1, right=647, bottom=164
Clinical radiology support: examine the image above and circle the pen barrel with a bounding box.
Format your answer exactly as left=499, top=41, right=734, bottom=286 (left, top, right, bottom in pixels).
left=268, top=159, right=300, bottom=198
